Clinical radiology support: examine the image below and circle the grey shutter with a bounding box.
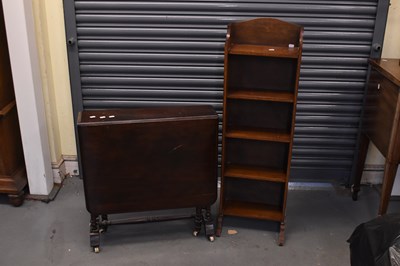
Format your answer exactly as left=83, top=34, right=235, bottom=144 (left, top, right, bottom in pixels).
left=64, top=0, right=389, bottom=183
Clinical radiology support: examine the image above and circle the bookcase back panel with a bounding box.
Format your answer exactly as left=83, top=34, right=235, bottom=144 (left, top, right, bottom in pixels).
left=225, top=138, right=289, bottom=170
left=227, top=99, right=293, bottom=131
left=228, top=55, right=297, bottom=92
left=225, top=178, right=284, bottom=206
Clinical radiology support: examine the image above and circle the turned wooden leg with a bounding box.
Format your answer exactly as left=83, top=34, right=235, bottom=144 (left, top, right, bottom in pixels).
left=90, top=214, right=101, bottom=253
left=204, top=206, right=215, bottom=242
left=100, top=214, right=108, bottom=233
left=192, top=207, right=203, bottom=237
left=352, top=132, right=370, bottom=201
left=278, top=221, right=285, bottom=246
left=378, top=161, right=398, bottom=215
left=8, top=191, right=25, bottom=207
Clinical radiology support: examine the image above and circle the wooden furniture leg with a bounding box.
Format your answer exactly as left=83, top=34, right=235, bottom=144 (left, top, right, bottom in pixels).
left=90, top=214, right=101, bottom=253
left=352, top=132, right=370, bottom=201
left=8, top=191, right=25, bottom=207
left=193, top=207, right=203, bottom=237
left=204, top=206, right=215, bottom=242
left=278, top=221, right=285, bottom=246
left=100, top=214, right=108, bottom=233
left=379, top=161, right=398, bottom=215
left=216, top=214, right=223, bottom=237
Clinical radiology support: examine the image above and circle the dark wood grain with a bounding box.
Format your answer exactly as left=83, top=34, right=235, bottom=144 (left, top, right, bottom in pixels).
left=0, top=2, right=15, bottom=110
left=223, top=200, right=283, bottom=221
left=229, top=44, right=299, bottom=58
left=380, top=161, right=398, bottom=214
left=363, top=69, right=398, bottom=157
left=353, top=58, right=400, bottom=215
left=229, top=18, right=302, bottom=47
left=227, top=55, right=297, bottom=93
left=79, top=105, right=219, bottom=250
left=0, top=103, right=27, bottom=199
left=224, top=164, right=287, bottom=182
left=224, top=178, right=284, bottom=206
left=225, top=126, right=291, bottom=143
left=369, top=58, right=400, bottom=87
left=225, top=138, right=289, bottom=170
left=226, top=99, right=293, bottom=132
left=78, top=105, right=218, bottom=215
left=217, top=18, right=303, bottom=244
left=227, top=90, right=294, bottom=103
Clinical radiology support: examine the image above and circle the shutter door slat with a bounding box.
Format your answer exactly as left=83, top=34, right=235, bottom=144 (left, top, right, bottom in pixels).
left=65, top=0, right=387, bottom=182
left=78, top=40, right=224, bottom=53
left=80, top=65, right=223, bottom=77
left=79, top=53, right=223, bottom=65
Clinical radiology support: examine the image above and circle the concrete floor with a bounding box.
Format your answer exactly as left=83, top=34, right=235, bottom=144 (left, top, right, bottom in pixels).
left=0, top=177, right=398, bottom=266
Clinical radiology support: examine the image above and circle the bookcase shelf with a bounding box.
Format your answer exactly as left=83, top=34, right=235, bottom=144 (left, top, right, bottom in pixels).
left=227, top=90, right=294, bottom=103
left=216, top=18, right=303, bottom=246
left=225, top=164, right=287, bottom=182
left=226, top=126, right=291, bottom=142
left=229, top=44, right=299, bottom=58
left=223, top=200, right=284, bottom=221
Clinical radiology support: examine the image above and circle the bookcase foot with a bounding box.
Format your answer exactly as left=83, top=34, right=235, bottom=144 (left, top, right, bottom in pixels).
left=278, top=221, right=285, bottom=246
left=8, top=191, right=25, bottom=207
left=216, top=214, right=223, bottom=237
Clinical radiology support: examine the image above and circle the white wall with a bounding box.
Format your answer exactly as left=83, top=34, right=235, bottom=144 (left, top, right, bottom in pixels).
left=32, top=0, right=76, bottom=161
left=32, top=0, right=78, bottom=182
left=382, top=0, right=400, bottom=58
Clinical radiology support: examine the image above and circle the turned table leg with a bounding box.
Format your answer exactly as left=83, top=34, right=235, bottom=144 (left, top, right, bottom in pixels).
left=204, top=206, right=215, bottom=242
left=379, top=161, right=398, bottom=215
left=192, top=207, right=203, bottom=237
left=100, top=214, right=108, bottom=233
left=90, top=214, right=101, bottom=253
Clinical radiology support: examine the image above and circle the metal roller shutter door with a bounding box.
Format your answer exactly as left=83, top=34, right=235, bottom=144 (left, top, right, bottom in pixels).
left=64, top=0, right=389, bottom=183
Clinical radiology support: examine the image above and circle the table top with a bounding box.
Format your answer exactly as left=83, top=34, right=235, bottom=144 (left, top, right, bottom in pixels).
left=369, top=58, right=400, bottom=87
left=78, top=105, right=218, bottom=125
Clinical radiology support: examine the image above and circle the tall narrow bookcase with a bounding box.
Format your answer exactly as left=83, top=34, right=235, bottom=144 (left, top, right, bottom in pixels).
left=216, top=18, right=303, bottom=245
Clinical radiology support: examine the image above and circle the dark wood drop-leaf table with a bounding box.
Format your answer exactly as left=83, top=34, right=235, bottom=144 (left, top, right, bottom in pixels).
left=77, top=105, right=219, bottom=252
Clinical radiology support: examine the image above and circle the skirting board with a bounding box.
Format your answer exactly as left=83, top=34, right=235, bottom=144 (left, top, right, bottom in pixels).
left=45, top=160, right=400, bottom=196
left=361, top=164, right=400, bottom=196
left=26, top=156, right=80, bottom=202
left=51, top=155, right=79, bottom=184
left=391, top=165, right=400, bottom=196
left=361, top=164, right=384, bottom=185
